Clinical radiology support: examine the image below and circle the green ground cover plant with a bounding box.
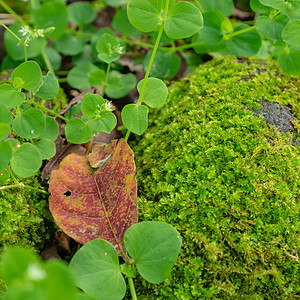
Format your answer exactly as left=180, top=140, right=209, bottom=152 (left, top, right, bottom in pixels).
left=0, top=0, right=299, bottom=298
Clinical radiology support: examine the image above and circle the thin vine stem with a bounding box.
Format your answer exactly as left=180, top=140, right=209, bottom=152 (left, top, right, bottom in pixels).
left=194, top=0, right=205, bottom=13
left=0, top=183, right=48, bottom=194
left=0, top=21, right=21, bottom=41
left=102, top=63, right=111, bottom=96
left=224, top=25, right=257, bottom=39
left=128, top=277, right=138, bottom=300
left=0, top=0, right=26, bottom=25
left=42, top=49, right=54, bottom=73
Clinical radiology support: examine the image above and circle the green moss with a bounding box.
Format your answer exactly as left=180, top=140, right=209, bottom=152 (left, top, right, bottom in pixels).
left=132, top=56, right=300, bottom=298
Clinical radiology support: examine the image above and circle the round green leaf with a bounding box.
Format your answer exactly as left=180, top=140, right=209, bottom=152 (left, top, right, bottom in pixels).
left=72, top=45, right=94, bottom=65
left=35, top=71, right=59, bottom=100
left=112, top=8, right=143, bottom=38
left=96, top=33, right=124, bottom=64
left=250, top=0, right=271, bottom=14
left=0, top=84, right=25, bottom=109
left=68, top=2, right=97, bottom=26
left=30, top=1, right=68, bottom=39
left=104, top=0, right=127, bottom=7
left=53, top=33, right=84, bottom=56
left=127, top=0, right=174, bottom=32
left=1, top=55, right=22, bottom=71
left=0, top=103, right=13, bottom=124
left=256, top=15, right=289, bottom=43
left=35, top=139, right=56, bottom=160
left=121, top=104, right=149, bottom=135
left=197, top=10, right=225, bottom=45
left=143, top=49, right=181, bottom=80
left=81, top=93, right=106, bottom=119
left=0, top=123, right=10, bottom=141
left=105, top=71, right=137, bottom=99
left=124, top=221, right=182, bottom=284
left=88, top=112, right=117, bottom=133
left=277, top=50, right=300, bottom=75
left=164, top=2, right=203, bottom=39
left=12, top=108, right=46, bottom=139
left=0, top=141, right=12, bottom=172
left=91, top=28, right=116, bottom=56
left=11, top=143, right=42, bottom=177
left=67, top=63, right=99, bottom=91
left=226, top=24, right=262, bottom=57
left=69, top=238, right=126, bottom=300
left=88, top=69, right=106, bottom=87
left=65, top=118, right=93, bottom=144
left=137, top=78, right=168, bottom=108
left=282, top=20, right=300, bottom=47
left=199, top=0, right=234, bottom=17
left=11, top=61, right=42, bottom=91
left=4, top=23, right=46, bottom=61
left=38, top=116, right=59, bottom=141
left=35, top=47, right=62, bottom=71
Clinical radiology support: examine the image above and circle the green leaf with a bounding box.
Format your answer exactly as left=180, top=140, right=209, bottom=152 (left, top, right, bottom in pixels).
left=91, top=28, right=116, bottom=57
left=30, top=1, right=68, bottom=39
left=256, top=15, right=289, bottom=43
left=121, top=104, right=149, bottom=135
left=11, top=61, right=42, bottom=91
left=0, top=123, right=10, bottom=141
left=88, top=112, right=117, bottom=133
left=0, top=84, right=25, bottom=109
left=164, top=2, right=203, bottom=39
left=1, top=55, right=22, bottom=71
left=104, top=0, right=127, bottom=7
left=0, top=141, right=12, bottom=172
left=4, top=23, right=46, bottom=61
left=11, top=143, right=42, bottom=177
left=72, top=45, right=94, bottom=65
left=88, top=69, right=106, bottom=87
left=197, top=10, right=225, bottom=45
left=105, top=71, right=137, bottom=99
left=250, top=0, right=271, bottom=14
left=143, top=49, right=181, bottom=80
left=0, top=102, right=13, bottom=124
left=124, top=221, right=182, bottom=284
left=81, top=93, right=106, bottom=119
left=137, top=78, right=168, bottom=108
left=65, top=118, right=93, bottom=144
left=67, top=63, right=99, bottom=91
left=38, top=116, right=59, bottom=141
left=112, top=8, right=143, bottom=38
left=36, top=139, right=56, bottom=160
left=35, top=71, right=59, bottom=100
left=199, top=0, right=234, bottom=17
left=12, top=108, right=46, bottom=139
left=96, top=33, right=124, bottom=64
left=259, top=0, right=300, bottom=18
left=277, top=50, right=300, bottom=75
left=120, top=264, right=136, bottom=278
left=282, top=20, right=300, bottom=47
left=69, top=239, right=126, bottom=300
left=127, top=0, right=174, bottom=32
left=68, top=2, right=97, bottom=26
left=53, top=33, right=84, bottom=56
left=226, top=24, right=262, bottom=56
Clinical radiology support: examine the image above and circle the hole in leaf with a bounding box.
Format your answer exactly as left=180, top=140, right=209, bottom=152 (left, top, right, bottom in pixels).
left=62, top=190, right=72, bottom=197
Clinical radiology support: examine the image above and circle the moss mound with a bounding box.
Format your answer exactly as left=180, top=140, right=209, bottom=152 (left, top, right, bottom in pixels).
left=132, top=56, right=300, bottom=298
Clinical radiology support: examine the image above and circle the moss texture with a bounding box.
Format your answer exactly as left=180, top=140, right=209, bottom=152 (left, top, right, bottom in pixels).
left=132, top=56, right=300, bottom=298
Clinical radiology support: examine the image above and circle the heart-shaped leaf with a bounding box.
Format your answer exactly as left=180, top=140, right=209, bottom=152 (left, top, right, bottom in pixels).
left=49, top=139, right=138, bottom=255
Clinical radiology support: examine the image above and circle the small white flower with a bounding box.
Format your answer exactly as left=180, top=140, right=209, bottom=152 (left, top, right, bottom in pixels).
left=19, top=25, right=30, bottom=36
left=105, top=102, right=114, bottom=111
left=37, top=29, right=44, bottom=37
left=26, top=263, right=46, bottom=281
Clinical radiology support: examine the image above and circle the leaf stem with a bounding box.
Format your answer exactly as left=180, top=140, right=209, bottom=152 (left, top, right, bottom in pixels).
left=0, top=0, right=27, bottom=25
left=128, top=277, right=138, bottom=300
left=42, top=49, right=54, bottom=74
left=0, top=21, right=21, bottom=41
left=0, top=183, right=48, bottom=194
left=194, top=0, right=205, bottom=13
left=171, top=41, right=206, bottom=52
left=7, top=165, right=19, bottom=185
left=102, top=63, right=111, bottom=96
left=224, top=25, right=257, bottom=40
left=29, top=101, right=69, bottom=122
left=24, top=44, right=27, bottom=62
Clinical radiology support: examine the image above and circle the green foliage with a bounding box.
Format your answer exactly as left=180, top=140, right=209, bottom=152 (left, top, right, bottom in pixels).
left=132, top=56, right=300, bottom=298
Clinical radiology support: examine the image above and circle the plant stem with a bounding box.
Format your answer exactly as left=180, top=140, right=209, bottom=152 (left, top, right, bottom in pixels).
left=0, top=21, right=21, bottom=41
left=102, top=63, right=111, bottom=96
left=171, top=41, right=206, bottom=52
left=0, top=183, right=48, bottom=194
left=29, top=101, right=69, bottom=122
left=270, top=45, right=295, bottom=57
left=0, top=0, right=26, bottom=25
left=7, top=165, right=19, bottom=185
left=128, top=277, right=138, bottom=300
left=194, top=0, right=205, bottom=13
left=58, top=78, right=68, bottom=83
left=124, top=38, right=155, bottom=49
left=42, top=49, right=54, bottom=73
left=24, top=44, right=27, bottom=62
left=224, top=25, right=257, bottom=40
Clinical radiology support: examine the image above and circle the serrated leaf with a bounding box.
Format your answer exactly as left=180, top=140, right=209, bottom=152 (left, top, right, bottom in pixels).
left=11, top=143, right=42, bottom=178
left=124, top=221, right=182, bottom=284
left=11, top=61, right=42, bottom=91
left=69, top=239, right=126, bottom=300
left=137, top=78, right=168, bottom=108
left=164, top=2, right=203, bottom=39
left=121, top=104, right=149, bottom=135
left=49, top=139, right=138, bottom=254
left=35, top=72, right=59, bottom=100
